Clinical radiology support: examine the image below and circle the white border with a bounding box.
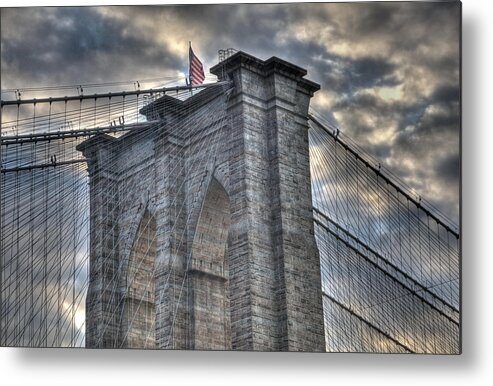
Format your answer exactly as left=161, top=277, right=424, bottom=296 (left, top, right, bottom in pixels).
left=1, top=1, right=492, bottom=385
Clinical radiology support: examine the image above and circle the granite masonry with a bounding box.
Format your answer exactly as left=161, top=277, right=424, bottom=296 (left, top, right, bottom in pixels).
left=78, top=51, right=326, bottom=351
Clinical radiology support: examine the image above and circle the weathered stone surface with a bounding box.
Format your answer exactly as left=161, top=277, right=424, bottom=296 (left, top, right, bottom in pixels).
left=79, top=51, right=325, bottom=351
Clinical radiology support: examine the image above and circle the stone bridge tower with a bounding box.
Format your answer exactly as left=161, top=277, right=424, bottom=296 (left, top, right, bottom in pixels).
left=78, top=51, right=326, bottom=351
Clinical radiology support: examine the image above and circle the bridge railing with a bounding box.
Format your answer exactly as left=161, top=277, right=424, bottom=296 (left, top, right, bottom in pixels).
left=218, top=48, right=239, bottom=63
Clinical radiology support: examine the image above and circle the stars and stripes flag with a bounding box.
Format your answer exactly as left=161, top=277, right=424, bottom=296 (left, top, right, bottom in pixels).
left=189, top=43, right=205, bottom=86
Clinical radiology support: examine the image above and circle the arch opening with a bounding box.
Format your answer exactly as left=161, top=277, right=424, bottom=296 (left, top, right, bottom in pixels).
left=121, top=209, right=157, bottom=348
left=190, top=177, right=231, bottom=349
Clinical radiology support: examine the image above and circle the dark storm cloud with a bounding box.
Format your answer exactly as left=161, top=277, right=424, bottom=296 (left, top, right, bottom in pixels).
left=435, top=152, right=460, bottom=184
left=327, top=1, right=460, bottom=54
left=335, top=82, right=459, bottom=151
left=1, top=2, right=460, bottom=224
left=349, top=57, right=398, bottom=89
left=431, top=84, right=461, bottom=103
left=310, top=52, right=399, bottom=95
left=167, top=3, right=328, bottom=48
left=1, top=7, right=182, bottom=87
left=395, top=86, right=460, bottom=153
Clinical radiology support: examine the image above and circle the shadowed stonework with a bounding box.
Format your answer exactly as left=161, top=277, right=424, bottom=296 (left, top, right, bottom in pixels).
left=121, top=210, right=156, bottom=349
left=190, top=178, right=231, bottom=350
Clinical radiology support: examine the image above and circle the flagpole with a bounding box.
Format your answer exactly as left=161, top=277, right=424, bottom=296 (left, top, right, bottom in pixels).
left=188, top=41, right=191, bottom=85
left=189, top=41, right=193, bottom=96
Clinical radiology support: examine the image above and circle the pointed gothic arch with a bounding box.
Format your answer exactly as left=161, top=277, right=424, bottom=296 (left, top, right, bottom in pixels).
left=189, top=176, right=232, bottom=349
left=121, top=209, right=157, bottom=348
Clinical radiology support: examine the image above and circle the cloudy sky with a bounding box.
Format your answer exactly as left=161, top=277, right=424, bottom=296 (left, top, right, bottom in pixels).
left=1, top=1, right=461, bottom=223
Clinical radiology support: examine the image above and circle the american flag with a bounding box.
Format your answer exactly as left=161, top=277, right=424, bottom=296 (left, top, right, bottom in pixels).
left=189, top=45, right=205, bottom=86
